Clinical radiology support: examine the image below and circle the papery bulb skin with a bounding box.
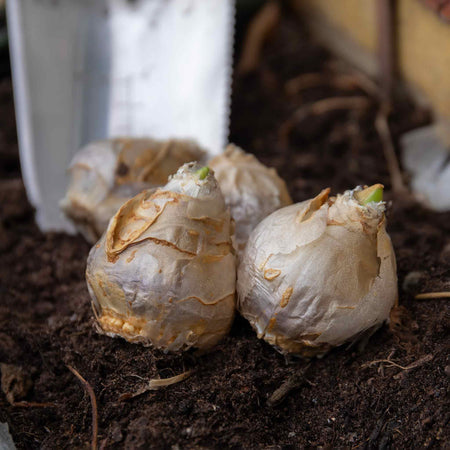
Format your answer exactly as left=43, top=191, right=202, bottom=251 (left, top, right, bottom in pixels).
left=237, top=185, right=397, bottom=357
left=86, top=163, right=235, bottom=352
left=61, top=138, right=206, bottom=243
left=209, top=145, right=292, bottom=254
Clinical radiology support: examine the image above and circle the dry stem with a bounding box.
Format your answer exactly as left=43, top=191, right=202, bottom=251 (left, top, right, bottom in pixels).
left=294, top=96, right=370, bottom=121
left=285, top=73, right=380, bottom=98
left=67, top=365, right=98, bottom=450
left=415, top=291, right=450, bottom=300
left=324, top=60, right=381, bottom=99
left=237, top=1, right=281, bottom=75
left=375, top=106, right=408, bottom=196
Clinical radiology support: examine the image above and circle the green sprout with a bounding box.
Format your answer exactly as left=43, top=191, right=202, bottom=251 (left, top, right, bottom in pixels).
left=196, top=166, right=210, bottom=180
left=356, top=184, right=384, bottom=205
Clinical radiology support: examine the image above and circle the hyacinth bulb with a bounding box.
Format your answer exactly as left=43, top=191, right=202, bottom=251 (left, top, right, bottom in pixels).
left=61, top=138, right=205, bottom=243
left=209, top=145, right=292, bottom=254
left=237, top=185, right=397, bottom=357
left=86, top=163, right=236, bottom=352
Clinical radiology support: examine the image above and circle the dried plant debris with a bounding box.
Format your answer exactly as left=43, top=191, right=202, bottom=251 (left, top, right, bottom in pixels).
left=0, top=364, right=32, bottom=405
left=267, top=363, right=311, bottom=406
left=67, top=365, right=98, bottom=450
left=119, top=371, right=192, bottom=400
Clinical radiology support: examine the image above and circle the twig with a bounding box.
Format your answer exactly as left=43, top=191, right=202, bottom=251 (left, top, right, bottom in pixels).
left=301, top=62, right=408, bottom=195
left=286, top=54, right=408, bottom=196
left=343, top=69, right=382, bottom=99
left=415, top=291, right=450, bottom=300
left=361, top=354, right=433, bottom=371
left=279, top=97, right=370, bottom=148
left=376, top=0, right=395, bottom=99
left=237, top=0, right=281, bottom=75
left=285, top=72, right=333, bottom=95
left=267, top=364, right=311, bottom=407
left=375, top=106, right=408, bottom=195
left=324, top=60, right=382, bottom=99
left=119, top=370, right=192, bottom=401
left=285, top=73, right=380, bottom=98
left=293, top=96, right=370, bottom=122
left=67, top=365, right=98, bottom=450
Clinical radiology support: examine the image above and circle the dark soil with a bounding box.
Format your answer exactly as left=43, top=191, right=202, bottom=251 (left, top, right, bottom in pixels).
left=1, top=13, right=449, bottom=450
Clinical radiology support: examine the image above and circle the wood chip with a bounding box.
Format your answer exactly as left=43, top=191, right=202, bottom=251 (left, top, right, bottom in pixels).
left=119, top=371, right=192, bottom=401
left=267, top=364, right=311, bottom=407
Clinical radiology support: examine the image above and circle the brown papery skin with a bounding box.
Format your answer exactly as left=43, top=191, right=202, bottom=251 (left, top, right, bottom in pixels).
left=86, top=164, right=236, bottom=352
left=237, top=187, right=398, bottom=357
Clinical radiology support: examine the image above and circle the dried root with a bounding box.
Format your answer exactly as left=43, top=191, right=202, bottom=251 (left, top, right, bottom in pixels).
left=67, top=365, right=98, bottom=450
left=362, top=352, right=433, bottom=379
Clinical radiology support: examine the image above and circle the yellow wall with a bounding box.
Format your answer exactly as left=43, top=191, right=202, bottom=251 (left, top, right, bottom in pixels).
left=397, top=0, right=450, bottom=119
left=295, top=0, right=377, bottom=53
left=292, top=0, right=450, bottom=121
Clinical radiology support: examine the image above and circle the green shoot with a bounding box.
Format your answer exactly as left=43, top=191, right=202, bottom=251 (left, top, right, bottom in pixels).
left=355, top=184, right=384, bottom=205
left=196, top=166, right=210, bottom=180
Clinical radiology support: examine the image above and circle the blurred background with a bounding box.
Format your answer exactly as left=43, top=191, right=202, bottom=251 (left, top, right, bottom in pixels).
left=3, top=0, right=450, bottom=232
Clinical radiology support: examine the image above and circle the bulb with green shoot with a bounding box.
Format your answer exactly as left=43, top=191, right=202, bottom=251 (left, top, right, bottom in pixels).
left=86, top=163, right=236, bottom=352
left=237, top=184, right=397, bottom=357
